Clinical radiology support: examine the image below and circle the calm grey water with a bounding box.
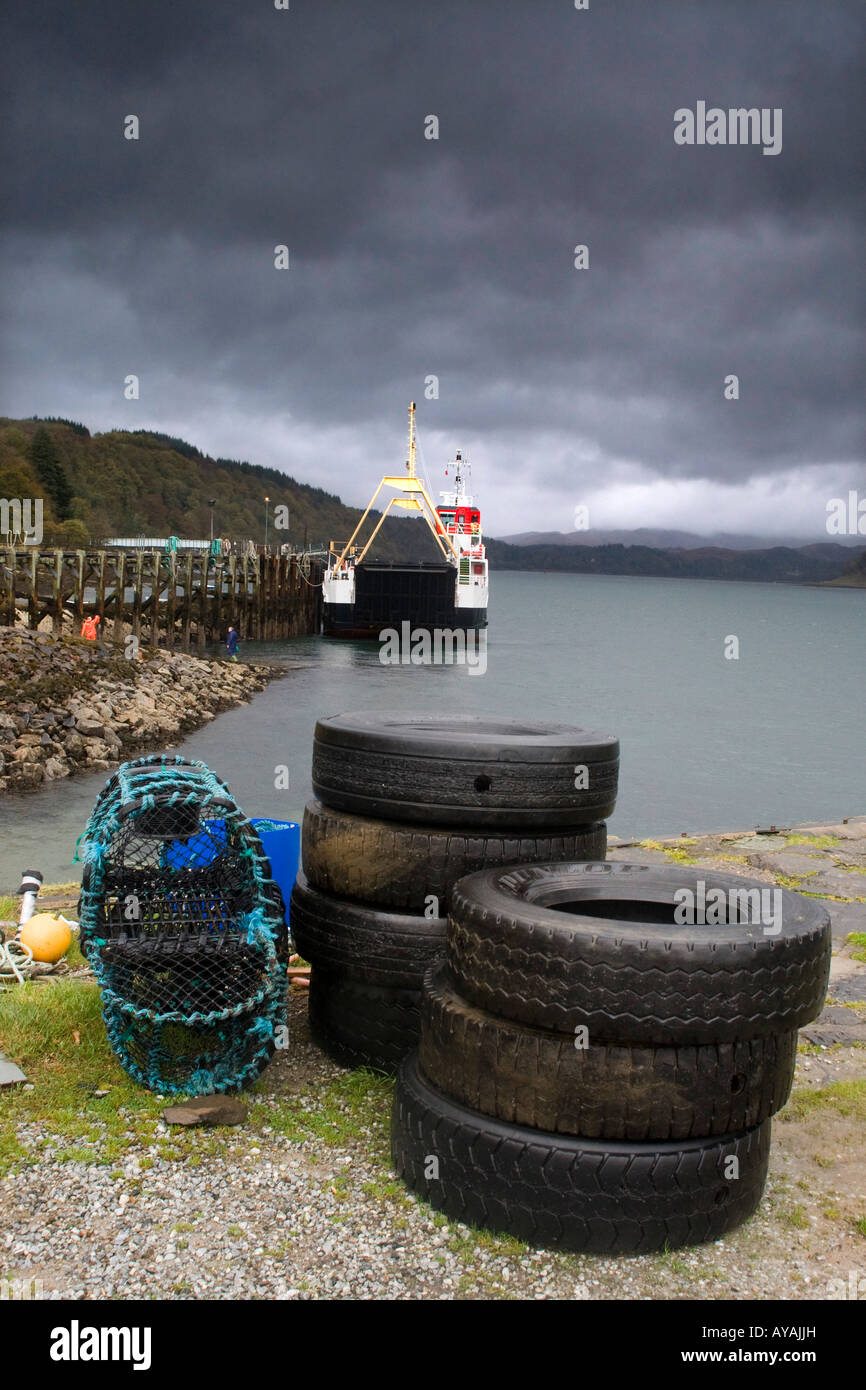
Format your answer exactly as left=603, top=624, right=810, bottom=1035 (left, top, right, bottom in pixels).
left=1, top=572, right=863, bottom=891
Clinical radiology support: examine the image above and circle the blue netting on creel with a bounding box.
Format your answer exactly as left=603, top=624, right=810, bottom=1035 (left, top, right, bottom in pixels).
left=76, top=754, right=288, bottom=1095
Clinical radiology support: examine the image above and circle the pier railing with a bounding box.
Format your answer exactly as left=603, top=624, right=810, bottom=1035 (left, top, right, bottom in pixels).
left=0, top=546, right=323, bottom=650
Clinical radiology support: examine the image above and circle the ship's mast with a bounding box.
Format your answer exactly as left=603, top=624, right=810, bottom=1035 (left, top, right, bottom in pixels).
left=453, top=450, right=463, bottom=494
left=406, top=400, right=417, bottom=478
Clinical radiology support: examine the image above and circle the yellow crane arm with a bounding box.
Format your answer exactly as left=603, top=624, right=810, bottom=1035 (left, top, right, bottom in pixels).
left=330, top=403, right=460, bottom=569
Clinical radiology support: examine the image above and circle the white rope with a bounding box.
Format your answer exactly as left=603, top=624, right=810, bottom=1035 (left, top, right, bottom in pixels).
left=0, top=937, right=35, bottom=985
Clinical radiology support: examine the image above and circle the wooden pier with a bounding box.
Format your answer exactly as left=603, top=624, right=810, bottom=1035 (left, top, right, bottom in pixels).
left=0, top=547, right=323, bottom=650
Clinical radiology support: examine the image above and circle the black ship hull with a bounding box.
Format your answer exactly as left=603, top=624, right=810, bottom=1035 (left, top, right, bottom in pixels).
left=323, top=560, right=487, bottom=639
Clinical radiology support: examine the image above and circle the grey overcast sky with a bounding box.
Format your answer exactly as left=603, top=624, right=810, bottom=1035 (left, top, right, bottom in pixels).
left=1, top=0, right=863, bottom=538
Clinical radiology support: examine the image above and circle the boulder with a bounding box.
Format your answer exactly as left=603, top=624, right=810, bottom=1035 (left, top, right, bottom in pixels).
left=75, top=713, right=105, bottom=738
left=62, top=733, right=86, bottom=759
left=43, top=756, right=70, bottom=781
left=84, top=740, right=113, bottom=764
left=9, top=762, right=43, bottom=786
left=11, top=744, right=42, bottom=762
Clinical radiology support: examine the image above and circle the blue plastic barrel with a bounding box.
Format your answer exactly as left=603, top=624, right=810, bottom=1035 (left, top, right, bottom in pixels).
left=165, top=818, right=300, bottom=925
left=250, top=819, right=300, bottom=923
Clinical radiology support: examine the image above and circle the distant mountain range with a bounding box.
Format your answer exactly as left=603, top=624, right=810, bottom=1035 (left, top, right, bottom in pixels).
left=485, top=534, right=866, bottom=585
left=497, top=526, right=863, bottom=551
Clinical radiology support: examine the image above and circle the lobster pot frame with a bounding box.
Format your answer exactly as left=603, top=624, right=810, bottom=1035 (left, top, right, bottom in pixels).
left=77, top=755, right=288, bottom=1095
left=101, top=988, right=286, bottom=1094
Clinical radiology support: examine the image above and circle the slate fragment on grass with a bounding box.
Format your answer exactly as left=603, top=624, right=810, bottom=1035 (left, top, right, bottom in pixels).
left=162, top=1096, right=248, bottom=1127
left=0, top=1053, right=27, bottom=1087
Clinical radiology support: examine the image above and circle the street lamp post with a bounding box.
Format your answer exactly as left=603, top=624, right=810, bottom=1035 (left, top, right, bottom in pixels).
left=209, top=499, right=216, bottom=544
left=264, top=496, right=270, bottom=551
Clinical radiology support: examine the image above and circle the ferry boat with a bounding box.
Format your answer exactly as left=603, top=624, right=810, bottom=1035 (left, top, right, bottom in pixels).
left=322, top=403, right=489, bottom=639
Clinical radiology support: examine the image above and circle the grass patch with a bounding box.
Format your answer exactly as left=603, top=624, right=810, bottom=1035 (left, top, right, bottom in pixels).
left=854, top=1216, right=866, bottom=1239
left=781, top=1079, right=866, bottom=1124
left=639, top=839, right=699, bottom=866
left=800, top=890, right=866, bottom=902
left=360, top=1175, right=412, bottom=1204
left=774, top=873, right=818, bottom=891
left=0, top=977, right=166, bottom=1175
left=781, top=1204, right=809, bottom=1230
left=473, top=1228, right=528, bottom=1258
left=445, top=1224, right=529, bottom=1263
left=847, top=933, right=866, bottom=963
left=785, top=834, right=840, bottom=850
left=263, top=1069, right=394, bottom=1155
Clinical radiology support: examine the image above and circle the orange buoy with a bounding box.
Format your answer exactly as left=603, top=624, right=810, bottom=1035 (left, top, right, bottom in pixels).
left=18, top=913, right=73, bottom=964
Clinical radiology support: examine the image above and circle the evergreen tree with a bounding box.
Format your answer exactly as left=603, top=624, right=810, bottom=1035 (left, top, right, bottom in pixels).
left=30, top=427, right=73, bottom=519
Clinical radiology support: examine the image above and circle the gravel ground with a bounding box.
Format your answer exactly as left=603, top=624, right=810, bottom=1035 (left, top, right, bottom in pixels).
left=2, top=820, right=865, bottom=1302
left=3, top=992, right=865, bottom=1302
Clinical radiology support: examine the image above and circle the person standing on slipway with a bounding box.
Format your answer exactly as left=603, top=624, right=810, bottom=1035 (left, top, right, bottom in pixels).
left=225, top=625, right=240, bottom=662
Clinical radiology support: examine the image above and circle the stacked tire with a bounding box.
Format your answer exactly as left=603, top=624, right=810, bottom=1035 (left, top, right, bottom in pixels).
left=290, top=712, right=619, bottom=1072
left=393, top=861, right=832, bottom=1253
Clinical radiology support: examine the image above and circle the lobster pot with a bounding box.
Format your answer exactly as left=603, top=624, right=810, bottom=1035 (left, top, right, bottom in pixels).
left=101, top=987, right=285, bottom=1094
left=77, top=756, right=288, bottom=1095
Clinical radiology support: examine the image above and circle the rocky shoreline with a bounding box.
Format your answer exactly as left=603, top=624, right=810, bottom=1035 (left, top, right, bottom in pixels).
left=0, top=629, right=281, bottom=795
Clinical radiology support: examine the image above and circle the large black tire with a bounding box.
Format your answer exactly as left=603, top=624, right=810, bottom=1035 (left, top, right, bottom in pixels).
left=308, top=969, right=420, bottom=1073
left=290, top=874, right=445, bottom=989
left=312, top=712, right=619, bottom=828
left=448, top=862, right=831, bottom=1044
left=392, top=1055, right=771, bottom=1254
left=301, top=798, right=608, bottom=914
left=418, top=964, right=798, bottom=1141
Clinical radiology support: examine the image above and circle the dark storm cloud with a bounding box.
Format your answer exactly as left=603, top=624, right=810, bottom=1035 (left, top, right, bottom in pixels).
left=1, top=0, right=863, bottom=535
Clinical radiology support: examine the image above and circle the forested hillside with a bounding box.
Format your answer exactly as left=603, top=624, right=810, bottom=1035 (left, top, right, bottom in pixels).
left=0, top=417, right=438, bottom=561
